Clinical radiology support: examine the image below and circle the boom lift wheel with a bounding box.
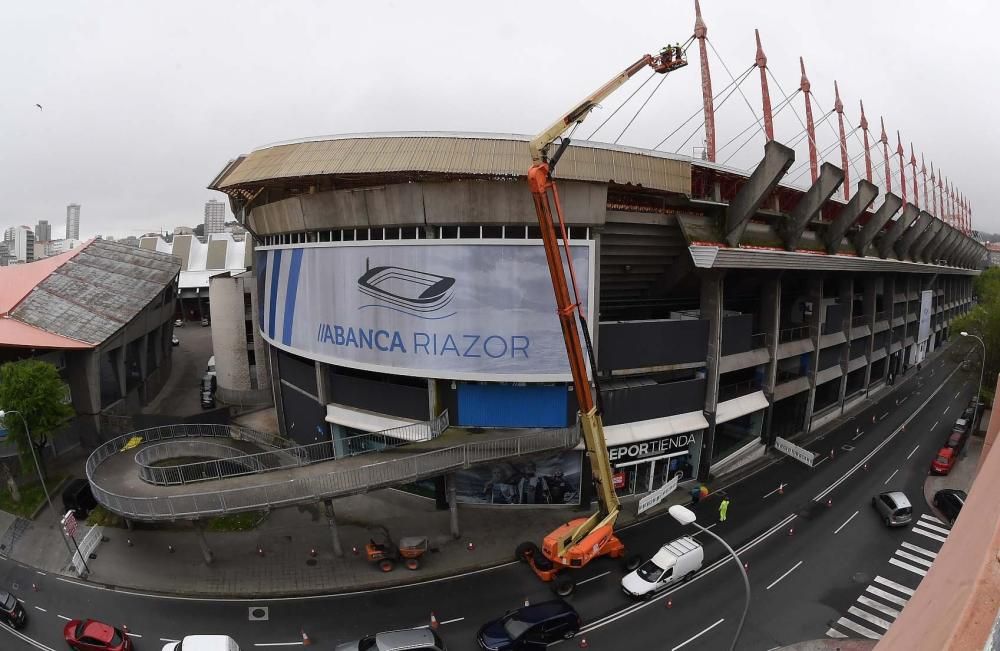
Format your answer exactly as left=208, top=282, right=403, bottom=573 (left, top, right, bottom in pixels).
left=553, top=576, right=576, bottom=597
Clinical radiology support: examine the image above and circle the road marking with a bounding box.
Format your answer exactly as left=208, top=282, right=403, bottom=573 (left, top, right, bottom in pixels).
left=577, top=572, right=610, bottom=586
left=894, top=550, right=933, bottom=568
left=879, top=412, right=889, bottom=420
left=671, top=618, right=725, bottom=651
left=125, top=633, right=143, bottom=638
left=874, top=575, right=915, bottom=596
left=954, top=391, right=961, bottom=400
left=834, top=511, right=859, bottom=534
left=848, top=605, right=892, bottom=630
left=866, top=586, right=908, bottom=608
left=762, top=483, right=787, bottom=499
left=160, top=640, right=180, bottom=644
left=813, top=366, right=959, bottom=502
left=906, top=445, right=920, bottom=460
left=825, top=627, right=848, bottom=638
left=57, top=615, right=71, bottom=621
left=834, top=616, right=882, bottom=639
left=33, top=606, right=46, bottom=612
left=914, top=520, right=951, bottom=535
left=253, top=643, right=303, bottom=648
left=911, top=526, right=947, bottom=543
left=439, top=617, right=465, bottom=625
left=900, top=541, right=937, bottom=559
left=920, top=513, right=946, bottom=527
left=35, top=571, right=45, bottom=576
left=0, top=623, right=57, bottom=650
left=766, top=560, right=802, bottom=590
left=944, top=407, right=950, bottom=415
left=883, top=469, right=898, bottom=485
left=888, top=557, right=927, bottom=576
left=812, top=456, right=829, bottom=467
left=852, top=429, right=864, bottom=440
left=931, top=420, right=939, bottom=430
left=857, top=595, right=900, bottom=619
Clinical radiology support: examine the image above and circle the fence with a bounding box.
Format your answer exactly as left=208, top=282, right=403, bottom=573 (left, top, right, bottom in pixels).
left=69, top=525, right=103, bottom=577
left=87, top=422, right=580, bottom=521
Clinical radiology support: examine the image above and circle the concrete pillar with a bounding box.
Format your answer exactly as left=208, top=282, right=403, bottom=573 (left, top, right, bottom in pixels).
left=862, top=276, right=877, bottom=390
left=195, top=523, right=214, bottom=565
left=446, top=475, right=460, bottom=539
left=315, top=361, right=330, bottom=405
left=113, top=346, right=126, bottom=399
left=324, top=499, right=344, bottom=557
left=802, top=276, right=823, bottom=433
left=697, top=270, right=724, bottom=481
left=837, top=275, right=854, bottom=407
left=268, top=343, right=287, bottom=438
left=153, top=325, right=164, bottom=368
left=760, top=275, right=781, bottom=446
left=428, top=378, right=442, bottom=418
left=138, top=333, right=149, bottom=378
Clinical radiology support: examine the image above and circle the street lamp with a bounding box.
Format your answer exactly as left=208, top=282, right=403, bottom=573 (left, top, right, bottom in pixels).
left=960, top=332, right=986, bottom=430
left=669, top=504, right=749, bottom=651
left=0, top=409, right=88, bottom=576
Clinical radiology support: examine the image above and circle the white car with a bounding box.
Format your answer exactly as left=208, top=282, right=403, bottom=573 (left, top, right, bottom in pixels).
left=162, top=635, right=239, bottom=651
left=621, top=536, right=703, bottom=599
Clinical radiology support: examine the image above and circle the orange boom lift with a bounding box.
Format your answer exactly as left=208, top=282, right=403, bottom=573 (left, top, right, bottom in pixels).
left=516, top=44, right=688, bottom=596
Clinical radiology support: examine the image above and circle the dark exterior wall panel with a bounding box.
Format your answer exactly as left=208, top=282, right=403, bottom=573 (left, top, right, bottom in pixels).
left=601, top=378, right=706, bottom=426
left=598, top=319, right=709, bottom=371
left=328, top=371, right=429, bottom=421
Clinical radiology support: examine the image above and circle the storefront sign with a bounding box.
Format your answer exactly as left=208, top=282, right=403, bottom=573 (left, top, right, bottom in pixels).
left=773, top=436, right=816, bottom=467
left=257, top=241, right=593, bottom=382
left=637, top=473, right=681, bottom=514
left=612, top=472, right=626, bottom=490
left=608, top=432, right=698, bottom=465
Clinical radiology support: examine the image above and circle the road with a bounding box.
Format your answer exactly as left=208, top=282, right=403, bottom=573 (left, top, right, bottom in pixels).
left=0, top=350, right=973, bottom=650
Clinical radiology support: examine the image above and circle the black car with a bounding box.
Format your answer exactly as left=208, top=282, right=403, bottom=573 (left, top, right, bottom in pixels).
left=61, top=479, right=97, bottom=519
left=0, top=590, right=27, bottom=629
left=477, top=600, right=581, bottom=650
left=933, top=489, right=966, bottom=525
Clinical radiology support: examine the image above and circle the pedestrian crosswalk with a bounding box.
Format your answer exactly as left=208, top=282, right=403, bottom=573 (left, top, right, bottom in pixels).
left=825, top=514, right=948, bottom=640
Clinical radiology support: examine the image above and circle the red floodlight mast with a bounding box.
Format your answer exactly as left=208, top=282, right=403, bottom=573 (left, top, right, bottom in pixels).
left=755, top=30, right=773, bottom=142
left=896, top=132, right=907, bottom=205
left=930, top=163, right=938, bottom=219
left=694, top=0, right=715, bottom=161
left=880, top=118, right=891, bottom=193
left=910, top=145, right=919, bottom=209
left=921, top=154, right=928, bottom=212
left=800, top=57, right=818, bottom=183
left=860, top=101, right=873, bottom=183
left=834, top=81, right=849, bottom=199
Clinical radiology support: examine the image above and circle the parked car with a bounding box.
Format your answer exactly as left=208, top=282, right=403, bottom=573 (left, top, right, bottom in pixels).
left=62, top=478, right=97, bottom=520
left=477, top=599, right=581, bottom=650
left=944, top=429, right=968, bottom=454
left=162, top=634, right=240, bottom=651
left=871, top=491, right=913, bottom=527
left=174, top=318, right=184, bottom=327
left=0, top=590, right=26, bottom=629
left=932, top=489, right=967, bottom=525
left=621, top=536, right=703, bottom=599
left=931, top=447, right=956, bottom=475
left=64, top=619, right=133, bottom=651
left=334, top=628, right=446, bottom=651
left=172, top=335, right=180, bottom=347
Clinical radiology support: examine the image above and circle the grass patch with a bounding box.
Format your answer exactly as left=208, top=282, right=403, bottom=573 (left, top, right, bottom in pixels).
left=205, top=511, right=266, bottom=532
left=86, top=505, right=125, bottom=528
left=0, top=474, right=68, bottom=519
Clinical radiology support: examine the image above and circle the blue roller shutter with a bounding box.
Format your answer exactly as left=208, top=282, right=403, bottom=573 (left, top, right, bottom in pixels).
left=457, top=384, right=569, bottom=428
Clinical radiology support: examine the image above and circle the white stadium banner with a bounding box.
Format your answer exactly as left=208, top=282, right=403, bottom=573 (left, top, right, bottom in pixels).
left=638, top=472, right=681, bottom=515
left=917, top=289, right=933, bottom=343
left=257, top=240, right=594, bottom=381
left=773, top=437, right=816, bottom=467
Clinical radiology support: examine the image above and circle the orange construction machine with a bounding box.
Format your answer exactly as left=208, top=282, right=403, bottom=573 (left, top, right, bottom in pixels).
left=515, top=45, right=688, bottom=597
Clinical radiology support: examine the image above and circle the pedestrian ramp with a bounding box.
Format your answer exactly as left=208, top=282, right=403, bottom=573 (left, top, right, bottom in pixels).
left=825, top=514, right=950, bottom=640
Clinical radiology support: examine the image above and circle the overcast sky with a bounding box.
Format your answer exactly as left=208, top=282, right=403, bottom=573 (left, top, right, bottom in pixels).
left=3, top=0, right=998, bottom=239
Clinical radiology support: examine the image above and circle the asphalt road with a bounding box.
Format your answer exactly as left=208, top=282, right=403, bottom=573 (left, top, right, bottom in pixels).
left=0, top=348, right=974, bottom=651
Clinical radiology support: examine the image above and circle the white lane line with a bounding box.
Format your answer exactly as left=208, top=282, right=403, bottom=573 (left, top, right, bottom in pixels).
left=900, top=541, right=938, bottom=559
left=834, top=510, right=859, bottom=534
left=879, top=412, right=889, bottom=420
left=671, top=618, right=725, bottom=651
left=874, top=575, right=915, bottom=596
left=914, top=520, right=951, bottom=535
left=866, top=586, right=908, bottom=608
left=439, top=617, right=465, bottom=625
left=849, top=605, right=892, bottom=630
left=125, top=633, right=143, bottom=638
left=857, top=595, right=901, bottom=619
left=812, top=456, right=829, bottom=467
left=57, top=615, right=72, bottom=621
left=0, top=624, right=57, bottom=650
left=895, top=550, right=933, bottom=568
left=954, top=391, right=961, bottom=400
left=762, top=483, right=788, bottom=499
left=906, top=444, right=920, bottom=460
left=835, top=616, right=882, bottom=639
left=253, top=643, right=303, bottom=648
left=931, top=420, right=939, bottom=430
left=944, top=407, right=950, bottom=415
left=852, top=429, right=865, bottom=441
left=911, top=526, right=947, bottom=543
left=35, top=571, right=45, bottom=576
left=825, top=627, right=848, bottom=639
left=883, top=469, right=899, bottom=485
left=576, top=571, right=610, bottom=586
left=920, top=513, right=947, bottom=527
left=766, top=560, right=803, bottom=590
left=889, top=557, right=927, bottom=576
left=33, top=606, right=46, bottom=612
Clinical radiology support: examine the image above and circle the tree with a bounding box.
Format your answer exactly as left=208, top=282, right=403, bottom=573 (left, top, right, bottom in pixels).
left=952, top=267, right=1000, bottom=402
left=194, top=223, right=205, bottom=238
left=0, top=360, right=74, bottom=480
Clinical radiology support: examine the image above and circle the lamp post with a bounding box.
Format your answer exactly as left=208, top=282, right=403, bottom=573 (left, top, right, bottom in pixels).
left=669, top=504, right=749, bottom=651
left=960, top=332, right=986, bottom=430
left=0, top=410, right=88, bottom=576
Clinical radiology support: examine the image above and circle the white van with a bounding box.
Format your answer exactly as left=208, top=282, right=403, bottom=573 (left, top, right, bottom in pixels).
left=621, top=536, right=703, bottom=599
left=162, top=635, right=239, bottom=651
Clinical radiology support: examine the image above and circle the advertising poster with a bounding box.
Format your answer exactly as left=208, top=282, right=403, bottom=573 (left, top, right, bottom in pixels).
left=452, top=450, right=583, bottom=505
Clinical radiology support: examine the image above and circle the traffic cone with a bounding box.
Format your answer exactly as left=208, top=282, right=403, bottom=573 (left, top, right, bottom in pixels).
left=788, top=527, right=795, bottom=536
left=666, top=597, right=673, bottom=608
left=524, top=597, right=530, bottom=607
left=257, top=546, right=264, bottom=557
left=467, top=541, right=475, bottom=551
left=126, top=538, right=133, bottom=547
left=301, top=628, right=312, bottom=646
left=122, top=624, right=129, bottom=635
left=830, top=448, right=835, bottom=460
left=872, top=415, right=876, bottom=423
left=352, top=545, right=358, bottom=555
left=777, top=483, right=784, bottom=495
left=743, top=561, right=749, bottom=572
left=168, top=544, right=175, bottom=553
left=863, top=463, right=868, bottom=471
left=578, top=638, right=589, bottom=648
left=31, top=583, right=38, bottom=592
left=430, top=612, right=439, bottom=630
left=309, top=548, right=317, bottom=558
left=827, top=499, right=833, bottom=508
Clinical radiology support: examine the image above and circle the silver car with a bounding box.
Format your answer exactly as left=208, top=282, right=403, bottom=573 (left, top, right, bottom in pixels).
left=872, top=491, right=912, bottom=527
left=334, top=628, right=446, bottom=651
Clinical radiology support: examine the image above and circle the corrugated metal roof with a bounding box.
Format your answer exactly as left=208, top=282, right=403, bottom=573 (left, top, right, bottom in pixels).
left=688, top=245, right=980, bottom=275
left=212, top=132, right=691, bottom=196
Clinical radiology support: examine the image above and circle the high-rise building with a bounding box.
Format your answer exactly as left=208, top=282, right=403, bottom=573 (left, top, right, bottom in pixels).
left=4, top=226, right=35, bottom=263
left=204, top=199, right=226, bottom=235
left=66, top=203, right=81, bottom=240
left=35, top=220, right=51, bottom=243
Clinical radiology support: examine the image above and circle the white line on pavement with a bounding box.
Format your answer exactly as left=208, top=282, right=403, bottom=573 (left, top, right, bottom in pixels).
left=857, top=595, right=900, bottom=619
left=671, top=618, right=725, bottom=651
left=879, top=412, right=889, bottom=420
left=852, top=429, right=864, bottom=440
left=826, top=627, right=848, bottom=638
left=834, top=616, right=882, bottom=640
left=883, top=469, right=899, bottom=485
left=954, top=391, right=961, bottom=400
left=848, top=605, right=891, bottom=630
left=866, top=586, right=908, bottom=608
left=762, top=483, right=787, bottom=499
left=439, top=617, right=465, bottom=625
left=914, top=520, right=951, bottom=535
left=577, top=572, right=610, bottom=586
left=766, top=560, right=803, bottom=590
left=874, top=575, right=915, bottom=596
left=900, top=541, right=937, bottom=559
left=931, top=420, right=939, bottom=430
left=57, top=615, right=71, bottom=621
left=911, top=526, right=947, bottom=543
left=888, top=557, right=927, bottom=576
left=812, top=456, right=829, bottom=467
left=906, top=445, right=920, bottom=460
left=920, top=513, right=947, bottom=526
left=253, top=643, right=303, bottom=648
left=125, top=633, right=143, bottom=638
left=834, top=511, right=859, bottom=534
left=894, top=550, right=933, bottom=568
left=944, top=407, right=950, bottom=415
left=33, top=607, right=46, bottom=612
left=0, top=624, right=56, bottom=650
left=35, top=571, right=45, bottom=576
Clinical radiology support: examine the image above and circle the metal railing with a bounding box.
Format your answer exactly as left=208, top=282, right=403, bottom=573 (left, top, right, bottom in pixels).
left=718, top=379, right=760, bottom=402
left=87, top=422, right=580, bottom=521
left=778, top=325, right=814, bottom=343
left=750, top=332, right=769, bottom=350
left=874, top=311, right=888, bottom=322
left=136, top=441, right=268, bottom=485
left=851, top=313, right=870, bottom=327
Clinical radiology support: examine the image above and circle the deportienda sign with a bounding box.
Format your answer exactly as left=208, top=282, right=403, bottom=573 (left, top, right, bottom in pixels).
left=608, top=432, right=698, bottom=464
left=257, top=241, right=593, bottom=382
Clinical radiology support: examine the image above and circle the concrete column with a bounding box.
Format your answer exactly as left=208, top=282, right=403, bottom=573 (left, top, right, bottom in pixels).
left=446, top=475, right=460, bottom=539
left=324, top=499, right=344, bottom=557
left=153, top=325, right=164, bottom=368
left=113, top=346, right=126, bottom=399
left=428, top=378, right=442, bottom=418
left=760, top=275, right=781, bottom=446
left=315, top=361, right=330, bottom=405
left=138, top=333, right=149, bottom=378
left=862, top=276, right=877, bottom=390
left=195, top=523, right=214, bottom=565
left=697, top=271, right=724, bottom=481
left=802, top=276, right=823, bottom=433
left=837, top=275, right=854, bottom=407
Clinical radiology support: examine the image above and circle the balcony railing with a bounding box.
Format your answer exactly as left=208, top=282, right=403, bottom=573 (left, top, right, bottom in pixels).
left=718, top=379, right=761, bottom=402
left=851, top=313, right=870, bottom=327
left=750, top=332, right=769, bottom=350
left=778, top=325, right=813, bottom=343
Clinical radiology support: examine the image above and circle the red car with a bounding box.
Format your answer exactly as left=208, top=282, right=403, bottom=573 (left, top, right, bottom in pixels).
left=930, top=447, right=956, bottom=475
left=63, top=619, right=133, bottom=651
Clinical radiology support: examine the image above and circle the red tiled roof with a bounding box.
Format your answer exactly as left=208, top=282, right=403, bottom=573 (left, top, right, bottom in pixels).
left=0, top=245, right=87, bottom=314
